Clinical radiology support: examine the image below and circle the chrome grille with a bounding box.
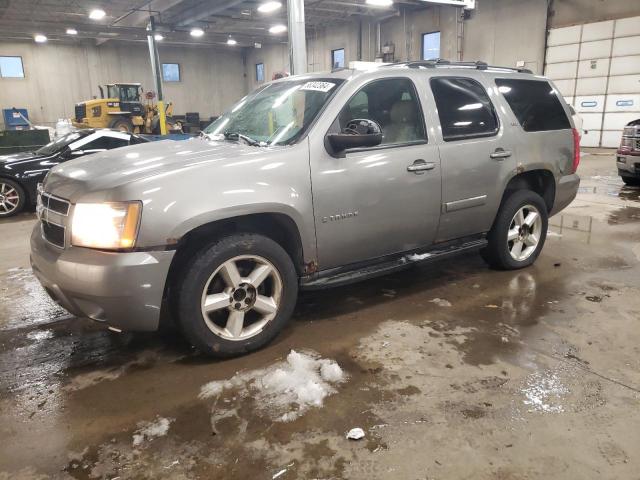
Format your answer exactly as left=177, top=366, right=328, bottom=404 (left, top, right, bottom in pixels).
left=37, top=186, right=70, bottom=248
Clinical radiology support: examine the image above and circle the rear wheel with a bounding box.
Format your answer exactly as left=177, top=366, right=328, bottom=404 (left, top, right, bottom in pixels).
left=621, top=176, right=640, bottom=186
left=174, top=233, right=298, bottom=357
left=108, top=117, right=134, bottom=133
left=0, top=179, right=26, bottom=218
left=482, top=190, right=548, bottom=270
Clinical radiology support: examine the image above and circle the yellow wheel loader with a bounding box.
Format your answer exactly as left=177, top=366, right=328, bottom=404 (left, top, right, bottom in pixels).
left=72, top=83, right=183, bottom=134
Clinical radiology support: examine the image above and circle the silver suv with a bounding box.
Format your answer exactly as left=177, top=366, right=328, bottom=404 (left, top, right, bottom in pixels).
left=30, top=60, right=580, bottom=356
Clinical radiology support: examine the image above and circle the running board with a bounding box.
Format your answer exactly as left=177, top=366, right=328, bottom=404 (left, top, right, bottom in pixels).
left=301, top=238, right=488, bottom=290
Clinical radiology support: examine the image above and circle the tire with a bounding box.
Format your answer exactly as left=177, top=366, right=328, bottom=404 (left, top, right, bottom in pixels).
left=482, top=190, right=548, bottom=270
left=621, top=176, right=640, bottom=186
left=174, top=233, right=298, bottom=357
left=108, top=117, right=134, bottom=133
left=0, top=179, right=26, bottom=218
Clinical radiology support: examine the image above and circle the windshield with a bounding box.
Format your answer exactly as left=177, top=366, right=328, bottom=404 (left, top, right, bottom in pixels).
left=35, top=131, right=89, bottom=156
left=108, top=85, right=139, bottom=102
left=203, top=78, right=343, bottom=146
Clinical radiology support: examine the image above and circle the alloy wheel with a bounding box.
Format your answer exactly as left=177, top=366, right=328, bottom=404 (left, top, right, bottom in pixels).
left=200, top=255, right=283, bottom=341
left=0, top=182, right=20, bottom=215
left=507, top=204, right=542, bottom=261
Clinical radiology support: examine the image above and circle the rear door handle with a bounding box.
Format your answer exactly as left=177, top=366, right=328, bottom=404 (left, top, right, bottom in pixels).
left=407, top=159, right=436, bottom=174
left=490, top=148, right=512, bottom=160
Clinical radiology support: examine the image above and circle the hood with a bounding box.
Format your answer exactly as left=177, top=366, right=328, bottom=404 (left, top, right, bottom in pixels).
left=45, top=138, right=290, bottom=201
left=0, top=151, right=41, bottom=164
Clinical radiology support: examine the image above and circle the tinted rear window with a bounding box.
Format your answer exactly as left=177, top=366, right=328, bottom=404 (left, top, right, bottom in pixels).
left=430, top=77, right=499, bottom=141
left=495, top=79, right=571, bottom=132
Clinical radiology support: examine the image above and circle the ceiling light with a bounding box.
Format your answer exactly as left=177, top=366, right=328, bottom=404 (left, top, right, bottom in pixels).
left=227, top=37, right=237, bottom=45
left=190, top=27, right=204, bottom=37
left=89, top=8, right=106, bottom=20
left=66, top=28, right=78, bottom=35
left=154, top=33, right=164, bottom=41
left=269, top=24, right=287, bottom=34
left=34, top=34, right=47, bottom=43
left=366, top=0, right=393, bottom=6
left=258, top=1, right=282, bottom=13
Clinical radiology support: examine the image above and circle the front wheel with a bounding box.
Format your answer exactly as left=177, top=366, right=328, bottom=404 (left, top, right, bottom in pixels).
left=0, top=179, right=26, bottom=218
left=174, top=233, right=298, bottom=357
left=482, top=190, right=548, bottom=270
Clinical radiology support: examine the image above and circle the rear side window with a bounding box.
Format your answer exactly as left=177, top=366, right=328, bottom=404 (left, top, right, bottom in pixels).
left=430, top=77, right=499, bottom=141
left=495, top=79, right=571, bottom=132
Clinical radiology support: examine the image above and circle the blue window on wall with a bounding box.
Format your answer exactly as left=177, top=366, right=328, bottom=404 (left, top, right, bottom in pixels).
left=331, top=48, right=345, bottom=69
left=0, top=56, right=25, bottom=78
left=422, top=32, right=441, bottom=60
left=162, top=63, right=180, bottom=82
left=256, top=63, right=265, bottom=82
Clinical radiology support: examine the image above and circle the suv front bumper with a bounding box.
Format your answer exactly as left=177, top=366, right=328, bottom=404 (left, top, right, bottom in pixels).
left=616, top=152, right=640, bottom=178
left=30, top=225, right=175, bottom=331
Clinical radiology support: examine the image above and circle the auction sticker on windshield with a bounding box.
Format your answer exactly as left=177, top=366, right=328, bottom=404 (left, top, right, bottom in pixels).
left=301, top=81, right=336, bottom=93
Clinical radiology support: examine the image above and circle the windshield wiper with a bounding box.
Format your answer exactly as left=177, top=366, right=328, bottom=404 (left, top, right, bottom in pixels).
left=223, top=131, right=261, bottom=147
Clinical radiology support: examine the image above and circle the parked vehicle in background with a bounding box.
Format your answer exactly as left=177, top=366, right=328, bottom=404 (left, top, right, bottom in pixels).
left=0, top=129, right=147, bottom=217
left=617, top=119, right=640, bottom=186
left=30, top=60, right=580, bottom=357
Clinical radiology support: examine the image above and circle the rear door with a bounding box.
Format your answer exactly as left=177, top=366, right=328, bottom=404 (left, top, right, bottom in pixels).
left=428, top=74, right=517, bottom=242
left=309, top=76, right=442, bottom=269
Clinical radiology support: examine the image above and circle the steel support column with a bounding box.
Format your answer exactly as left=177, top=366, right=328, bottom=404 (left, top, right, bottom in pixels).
left=146, top=16, right=167, bottom=135
left=287, top=0, right=307, bottom=75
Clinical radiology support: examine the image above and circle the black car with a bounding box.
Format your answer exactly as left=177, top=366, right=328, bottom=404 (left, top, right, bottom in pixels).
left=0, top=129, right=148, bottom=218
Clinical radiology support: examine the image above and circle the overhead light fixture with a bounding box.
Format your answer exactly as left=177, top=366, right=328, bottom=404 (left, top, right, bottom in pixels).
left=366, top=0, right=393, bottom=6
left=154, top=33, right=164, bottom=41
left=254, top=42, right=262, bottom=49
left=227, top=37, right=237, bottom=45
left=269, top=24, right=287, bottom=34
left=257, top=1, right=282, bottom=13
left=190, top=27, right=204, bottom=37
left=34, top=34, right=47, bottom=43
left=89, top=8, right=106, bottom=20
left=66, top=28, right=78, bottom=35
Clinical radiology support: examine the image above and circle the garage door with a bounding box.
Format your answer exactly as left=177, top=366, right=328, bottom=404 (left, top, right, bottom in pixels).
left=545, top=16, right=640, bottom=148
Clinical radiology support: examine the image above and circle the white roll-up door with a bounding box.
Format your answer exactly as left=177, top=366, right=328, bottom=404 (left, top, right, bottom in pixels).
left=545, top=16, right=640, bottom=147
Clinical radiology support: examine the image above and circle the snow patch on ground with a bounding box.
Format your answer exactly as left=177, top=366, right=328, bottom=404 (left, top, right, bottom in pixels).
left=199, top=350, right=347, bottom=422
left=132, top=417, right=174, bottom=446
left=429, top=298, right=452, bottom=307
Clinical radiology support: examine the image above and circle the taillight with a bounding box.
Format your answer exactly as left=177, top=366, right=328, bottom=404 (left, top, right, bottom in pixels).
left=571, top=128, right=580, bottom=173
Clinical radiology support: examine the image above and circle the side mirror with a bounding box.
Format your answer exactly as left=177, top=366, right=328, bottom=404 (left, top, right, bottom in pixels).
left=327, top=118, right=383, bottom=153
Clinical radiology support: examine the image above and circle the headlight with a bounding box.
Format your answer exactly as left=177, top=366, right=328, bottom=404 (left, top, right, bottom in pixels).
left=71, top=202, right=142, bottom=250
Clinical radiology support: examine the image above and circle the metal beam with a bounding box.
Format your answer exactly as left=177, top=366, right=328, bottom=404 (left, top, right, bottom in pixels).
left=287, top=0, right=307, bottom=75
left=171, top=0, right=247, bottom=27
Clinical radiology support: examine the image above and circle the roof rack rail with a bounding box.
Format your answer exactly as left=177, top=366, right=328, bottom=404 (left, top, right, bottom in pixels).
left=385, top=59, right=532, bottom=74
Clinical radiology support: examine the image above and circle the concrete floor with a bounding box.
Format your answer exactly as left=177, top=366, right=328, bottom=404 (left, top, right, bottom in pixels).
left=1, top=151, right=639, bottom=480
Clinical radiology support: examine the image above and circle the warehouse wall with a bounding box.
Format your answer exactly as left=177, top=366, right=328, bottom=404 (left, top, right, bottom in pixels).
left=0, top=41, right=245, bottom=127
left=462, top=0, right=548, bottom=73
left=551, top=0, right=640, bottom=27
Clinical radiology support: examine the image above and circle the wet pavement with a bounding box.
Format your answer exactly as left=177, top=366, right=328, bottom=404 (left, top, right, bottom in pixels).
left=1, top=151, right=639, bottom=479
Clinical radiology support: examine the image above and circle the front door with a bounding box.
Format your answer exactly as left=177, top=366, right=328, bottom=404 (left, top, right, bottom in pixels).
left=310, top=77, right=442, bottom=270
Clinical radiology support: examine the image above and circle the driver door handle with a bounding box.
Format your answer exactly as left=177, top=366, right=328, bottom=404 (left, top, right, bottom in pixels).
left=407, top=159, right=435, bottom=174
left=490, top=148, right=512, bottom=160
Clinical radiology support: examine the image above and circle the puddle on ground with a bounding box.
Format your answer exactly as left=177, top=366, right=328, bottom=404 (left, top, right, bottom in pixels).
left=0, top=268, right=70, bottom=331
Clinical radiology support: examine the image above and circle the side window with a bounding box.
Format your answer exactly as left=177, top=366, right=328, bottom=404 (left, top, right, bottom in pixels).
left=337, top=78, right=427, bottom=146
left=78, top=136, right=129, bottom=151
left=430, top=77, right=499, bottom=141
left=496, top=79, right=571, bottom=132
